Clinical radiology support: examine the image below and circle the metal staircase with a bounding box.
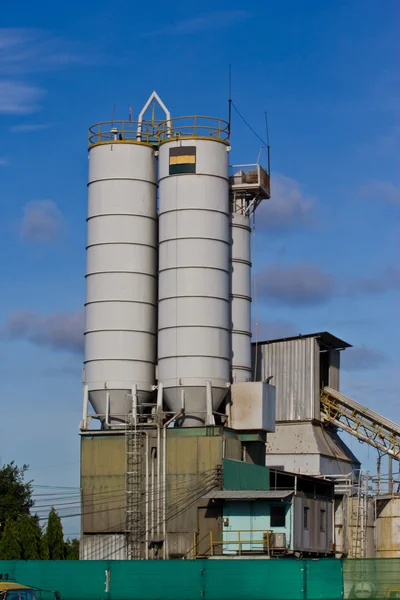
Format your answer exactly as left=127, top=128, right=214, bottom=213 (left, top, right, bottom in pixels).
left=321, top=386, right=400, bottom=460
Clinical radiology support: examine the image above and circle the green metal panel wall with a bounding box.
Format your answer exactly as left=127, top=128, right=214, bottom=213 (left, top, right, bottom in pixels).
left=223, top=458, right=270, bottom=490
left=342, top=558, right=400, bottom=599
left=306, top=559, right=343, bottom=600
left=0, top=558, right=350, bottom=600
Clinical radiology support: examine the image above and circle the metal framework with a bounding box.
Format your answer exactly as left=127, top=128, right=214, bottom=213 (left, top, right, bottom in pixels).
left=321, top=387, right=400, bottom=460
left=125, top=401, right=145, bottom=560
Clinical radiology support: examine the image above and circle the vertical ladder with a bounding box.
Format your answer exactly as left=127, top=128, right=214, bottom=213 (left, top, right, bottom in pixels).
left=125, top=410, right=145, bottom=559
left=349, top=475, right=368, bottom=558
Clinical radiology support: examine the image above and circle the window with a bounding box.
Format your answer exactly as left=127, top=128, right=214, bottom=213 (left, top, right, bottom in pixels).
left=303, top=506, right=309, bottom=530
left=320, top=509, right=326, bottom=532
left=270, top=504, right=286, bottom=527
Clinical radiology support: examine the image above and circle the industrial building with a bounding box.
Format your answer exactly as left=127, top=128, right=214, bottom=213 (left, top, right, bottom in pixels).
left=80, top=92, right=400, bottom=562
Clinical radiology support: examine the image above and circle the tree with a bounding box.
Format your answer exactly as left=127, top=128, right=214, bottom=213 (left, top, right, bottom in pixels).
left=46, top=507, right=64, bottom=559
left=0, top=520, right=21, bottom=559
left=16, top=515, right=42, bottom=559
left=0, top=462, right=33, bottom=528
left=64, top=538, right=79, bottom=560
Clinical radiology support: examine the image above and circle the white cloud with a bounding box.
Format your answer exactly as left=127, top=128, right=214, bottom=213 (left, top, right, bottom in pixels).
left=0, top=28, right=93, bottom=74
left=256, top=173, right=316, bottom=232
left=10, top=122, right=53, bottom=133
left=144, top=10, right=249, bottom=36
left=360, top=180, right=400, bottom=204
left=0, top=156, right=9, bottom=166
left=0, top=80, right=44, bottom=114
left=20, top=200, right=66, bottom=243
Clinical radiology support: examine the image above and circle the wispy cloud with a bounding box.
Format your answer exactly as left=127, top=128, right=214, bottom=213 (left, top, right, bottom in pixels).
left=258, top=262, right=400, bottom=307
left=0, top=28, right=102, bottom=114
left=0, top=156, right=9, bottom=166
left=0, top=80, right=44, bottom=114
left=144, top=10, right=249, bottom=37
left=256, top=173, right=316, bottom=233
left=10, top=122, right=53, bottom=133
left=360, top=180, right=400, bottom=204
left=0, top=28, right=96, bottom=74
left=20, top=200, right=66, bottom=243
left=258, top=263, right=334, bottom=307
left=341, top=346, right=388, bottom=372
left=2, top=308, right=84, bottom=354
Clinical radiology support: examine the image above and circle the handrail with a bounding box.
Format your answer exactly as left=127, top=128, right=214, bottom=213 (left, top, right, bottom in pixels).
left=88, top=120, right=160, bottom=147
left=158, top=116, right=229, bottom=143
left=203, top=530, right=273, bottom=557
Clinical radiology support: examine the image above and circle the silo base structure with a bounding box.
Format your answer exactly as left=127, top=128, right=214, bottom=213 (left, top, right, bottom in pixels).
left=84, top=122, right=158, bottom=423
left=157, top=120, right=231, bottom=426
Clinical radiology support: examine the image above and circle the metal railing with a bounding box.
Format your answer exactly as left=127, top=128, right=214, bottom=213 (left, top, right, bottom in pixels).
left=194, top=530, right=273, bottom=558
left=88, top=120, right=160, bottom=146
left=158, top=116, right=229, bottom=143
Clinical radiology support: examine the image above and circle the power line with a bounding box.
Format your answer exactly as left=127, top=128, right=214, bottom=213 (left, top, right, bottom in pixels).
left=231, top=101, right=268, bottom=147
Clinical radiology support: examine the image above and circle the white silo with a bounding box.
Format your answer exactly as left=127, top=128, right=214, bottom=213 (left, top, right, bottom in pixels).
left=231, top=211, right=252, bottom=383
left=84, top=121, right=158, bottom=422
left=157, top=118, right=231, bottom=426
left=229, top=162, right=271, bottom=384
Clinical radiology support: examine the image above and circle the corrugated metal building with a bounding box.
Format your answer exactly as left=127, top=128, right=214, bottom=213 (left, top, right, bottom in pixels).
left=252, top=332, right=348, bottom=422
left=203, top=469, right=334, bottom=557
left=252, top=333, right=360, bottom=477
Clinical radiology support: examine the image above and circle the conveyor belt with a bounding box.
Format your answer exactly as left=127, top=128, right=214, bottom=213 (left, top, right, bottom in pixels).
left=321, top=386, right=400, bottom=460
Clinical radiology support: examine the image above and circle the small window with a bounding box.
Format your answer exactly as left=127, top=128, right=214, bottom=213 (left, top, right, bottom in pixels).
left=270, top=504, right=286, bottom=527
left=303, top=506, right=309, bottom=530
left=320, top=509, right=326, bottom=532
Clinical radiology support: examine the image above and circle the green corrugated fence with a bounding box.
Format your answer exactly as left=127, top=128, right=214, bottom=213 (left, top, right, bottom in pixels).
left=0, top=558, right=398, bottom=600
left=0, top=558, right=342, bottom=600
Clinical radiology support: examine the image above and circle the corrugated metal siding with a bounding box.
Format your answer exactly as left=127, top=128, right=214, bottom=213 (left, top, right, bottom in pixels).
left=223, top=459, right=270, bottom=490
left=329, top=349, right=340, bottom=390
left=81, top=435, right=126, bottom=533
left=0, top=559, right=345, bottom=600
left=293, top=496, right=333, bottom=554
left=257, top=338, right=320, bottom=421
left=81, top=534, right=127, bottom=560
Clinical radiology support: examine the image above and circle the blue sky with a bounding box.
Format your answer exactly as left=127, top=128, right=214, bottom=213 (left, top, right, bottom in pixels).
left=0, top=0, right=398, bottom=534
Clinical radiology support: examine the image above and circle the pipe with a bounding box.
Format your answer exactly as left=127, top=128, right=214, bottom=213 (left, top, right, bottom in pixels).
left=388, top=455, right=393, bottom=494
left=105, top=392, right=111, bottom=427
left=163, top=424, right=167, bottom=559
left=132, top=384, right=138, bottom=425
left=137, top=91, right=171, bottom=141
left=82, top=385, right=89, bottom=430
left=151, top=445, right=155, bottom=538
left=157, top=424, right=161, bottom=537
left=145, top=433, right=149, bottom=560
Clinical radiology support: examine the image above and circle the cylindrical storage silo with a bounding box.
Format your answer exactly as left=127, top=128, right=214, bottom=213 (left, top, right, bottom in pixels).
left=85, top=126, right=158, bottom=422
left=231, top=213, right=252, bottom=383
left=375, top=497, right=400, bottom=557
left=158, top=121, right=231, bottom=426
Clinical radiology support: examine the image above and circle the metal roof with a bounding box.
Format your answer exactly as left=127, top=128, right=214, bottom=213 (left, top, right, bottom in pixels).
left=203, top=490, right=294, bottom=500
left=252, top=331, right=351, bottom=351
